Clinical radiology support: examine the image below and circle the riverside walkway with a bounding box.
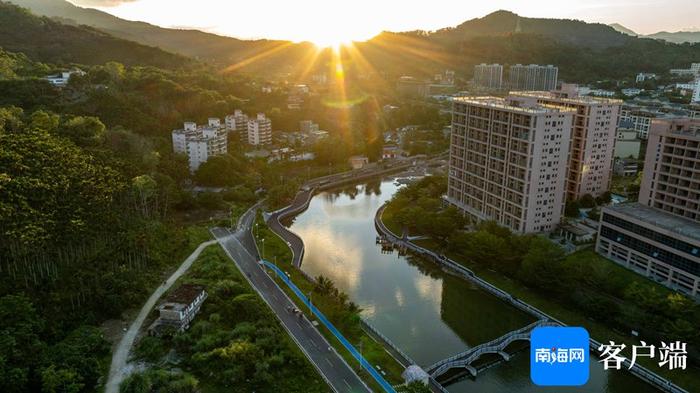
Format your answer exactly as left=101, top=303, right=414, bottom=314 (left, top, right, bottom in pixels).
left=374, top=203, right=689, bottom=393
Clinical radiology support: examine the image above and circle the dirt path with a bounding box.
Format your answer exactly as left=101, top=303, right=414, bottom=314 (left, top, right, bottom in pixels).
left=104, top=239, right=218, bottom=393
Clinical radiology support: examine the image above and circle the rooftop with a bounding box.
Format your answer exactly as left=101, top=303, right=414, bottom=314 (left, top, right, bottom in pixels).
left=604, top=203, right=700, bottom=242
left=165, top=284, right=206, bottom=305
left=453, top=96, right=576, bottom=115
left=510, top=90, right=623, bottom=105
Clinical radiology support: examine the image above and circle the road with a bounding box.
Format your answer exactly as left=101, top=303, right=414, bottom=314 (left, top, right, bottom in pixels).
left=105, top=239, right=218, bottom=393
left=211, top=207, right=371, bottom=393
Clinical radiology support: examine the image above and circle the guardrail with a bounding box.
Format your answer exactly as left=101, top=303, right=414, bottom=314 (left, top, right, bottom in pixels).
left=374, top=203, right=690, bottom=393
left=262, top=260, right=397, bottom=393
left=361, top=320, right=417, bottom=367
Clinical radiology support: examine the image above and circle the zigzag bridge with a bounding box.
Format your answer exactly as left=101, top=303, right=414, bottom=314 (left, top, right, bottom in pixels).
left=426, top=320, right=558, bottom=381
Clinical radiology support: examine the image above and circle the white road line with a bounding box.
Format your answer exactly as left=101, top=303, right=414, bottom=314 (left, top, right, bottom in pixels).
left=326, top=358, right=334, bottom=367
left=343, top=379, right=351, bottom=389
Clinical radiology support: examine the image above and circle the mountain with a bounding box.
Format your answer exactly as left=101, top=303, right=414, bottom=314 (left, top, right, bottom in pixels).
left=428, top=10, right=632, bottom=49
left=0, top=1, right=189, bottom=67
left=645, top=31, right=700, bottom=43
left=8, top=0, right=313, bottom=71
left=609, top=23, right=638, bottom=36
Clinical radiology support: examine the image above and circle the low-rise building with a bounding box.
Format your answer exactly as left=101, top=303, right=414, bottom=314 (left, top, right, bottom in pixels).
left=636, top=73, right=657, bottom=83
left=172, top=119, right=228, bottom=172
left=148, top=284, right=208, bottom=336
left=349, top=155, right=369, bottom=169
left=613, top=158, right=639, bottom=177
left=45, top=69, right=85, bottom=87
left=614, top=127, right=642, bottom=159
left=597, top=203, right=700, bottom=297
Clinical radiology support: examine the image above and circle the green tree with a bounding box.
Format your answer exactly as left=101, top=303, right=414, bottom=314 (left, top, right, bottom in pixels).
left=40, top=366, right=83, bottom=393
left=578, top=194, right=596, bottom=208
left=519, top=237, right=566, bottom=292
left=564, top=200, right=581, bottom=218
left=0, top=295, right=45, bottom=393
left=60, top=116, right=106, bottom=147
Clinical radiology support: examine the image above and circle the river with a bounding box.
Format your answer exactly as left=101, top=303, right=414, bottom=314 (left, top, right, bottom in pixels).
left=287, top=178, right=658, bottom=393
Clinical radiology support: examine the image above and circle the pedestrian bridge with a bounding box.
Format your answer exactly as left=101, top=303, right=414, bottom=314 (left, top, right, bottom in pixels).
left=426, top=319, right=559, bottom=380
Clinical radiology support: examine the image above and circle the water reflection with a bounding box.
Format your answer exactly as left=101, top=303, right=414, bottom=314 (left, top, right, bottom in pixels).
left=290, top=179, right=659, bottom=393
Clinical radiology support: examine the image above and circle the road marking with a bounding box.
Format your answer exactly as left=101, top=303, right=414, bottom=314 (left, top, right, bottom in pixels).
left=343, top=379, right=351, bottom=389
left=325, top=358, right=334, bottom=367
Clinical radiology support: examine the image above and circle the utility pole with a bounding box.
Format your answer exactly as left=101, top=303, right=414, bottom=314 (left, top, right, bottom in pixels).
left=261, top=238, right=265, bottom=260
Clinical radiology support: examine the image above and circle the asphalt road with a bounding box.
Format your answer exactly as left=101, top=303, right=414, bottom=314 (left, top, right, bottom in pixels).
left=211, top=209, right=371, bottom=393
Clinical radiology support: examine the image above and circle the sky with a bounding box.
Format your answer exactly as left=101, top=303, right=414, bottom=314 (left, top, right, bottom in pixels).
left=68, top=0, right=700, bottom=46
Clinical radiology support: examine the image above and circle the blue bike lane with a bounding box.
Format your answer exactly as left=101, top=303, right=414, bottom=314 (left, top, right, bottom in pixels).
left=261, top=260, right=397, bottom=393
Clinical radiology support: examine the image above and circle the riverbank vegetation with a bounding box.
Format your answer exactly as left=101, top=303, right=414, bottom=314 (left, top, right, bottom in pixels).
left=253, top=213, right=410, bottom=391
left=124, top=245, right=327, bottom=393
left=383, top=176, right=700, bottom=391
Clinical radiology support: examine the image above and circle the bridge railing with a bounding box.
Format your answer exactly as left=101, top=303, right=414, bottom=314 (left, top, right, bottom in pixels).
left=375, top=203, right=690, bottom=393
left=426, top=320, right=547, bottom=376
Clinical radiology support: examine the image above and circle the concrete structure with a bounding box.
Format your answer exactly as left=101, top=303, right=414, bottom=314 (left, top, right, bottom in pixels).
left=247, top=113, right=272, bottom=146
left=614, top=128, right=642, bottom=159
left=45, top=70, right=85, bottom=87
left=639, top=117, right=700, bottom=219
left=300, top=120, right=319, bottom=133
left=614, top=158, right=639, bottom=177
left=172, top=120, right=228, bottom=172
left=618, top=104, right=682, bottom=139
left=511, top=86, right=622, bottom=200
left=445, top=95, right=575, bottom=233
left=396, top=76, right=429, bottom=98
left=636, top=73, right=657, bottom=83
left=597, top=117, right=700, bottom=297
left=148, top=284, right=207, bottom=336
left=473, top=63, right=503, bottom=90
left=225, top=110, right=249, bottom=142
left=597, top=204, right=700, bottom=297
left=622, top=88, right=642, bottom=97
left=349, top=155, right=369, bottom=169
left=507, top=64, right=558, bottom=91
left=670, top=63, right=700, bottom=77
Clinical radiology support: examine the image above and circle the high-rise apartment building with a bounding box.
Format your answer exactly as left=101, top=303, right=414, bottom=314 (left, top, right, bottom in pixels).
left=445, top=96, right=574, bottom=233
left=172, top=119, right=228, bottom=172
left=225, top=110, right=249, bottom=142
left=508, top=64, right=558, bottom=91
left=473, top=64, right=503, bottom=90
left=597, top=118, right=700, bottom=297
left=511, top=86, right=622, bottom=200
left=247, top=113, right=272, bottom=146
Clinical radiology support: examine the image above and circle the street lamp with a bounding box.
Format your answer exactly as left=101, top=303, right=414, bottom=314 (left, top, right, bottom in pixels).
left=308, top=291, right=313, bottom=318
left=358, top=340, right=364, bottom=372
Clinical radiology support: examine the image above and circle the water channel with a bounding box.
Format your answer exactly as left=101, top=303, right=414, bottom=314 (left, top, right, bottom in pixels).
left=287, top=178, right=658, bottom=393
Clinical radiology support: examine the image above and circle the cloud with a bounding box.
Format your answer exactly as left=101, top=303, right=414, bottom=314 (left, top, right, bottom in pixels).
left=69, top=0, right=139, bottom=7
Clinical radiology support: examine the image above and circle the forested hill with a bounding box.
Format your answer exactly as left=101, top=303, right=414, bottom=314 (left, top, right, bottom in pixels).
left=8, top=0, right=313, bottom=72
left=0, top=2, right=190, bottom=68
left=427, top=10, right=632, bottom=49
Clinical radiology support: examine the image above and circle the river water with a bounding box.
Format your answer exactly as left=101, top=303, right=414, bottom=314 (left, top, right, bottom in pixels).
left=287, top=179, right=658, bottom=393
